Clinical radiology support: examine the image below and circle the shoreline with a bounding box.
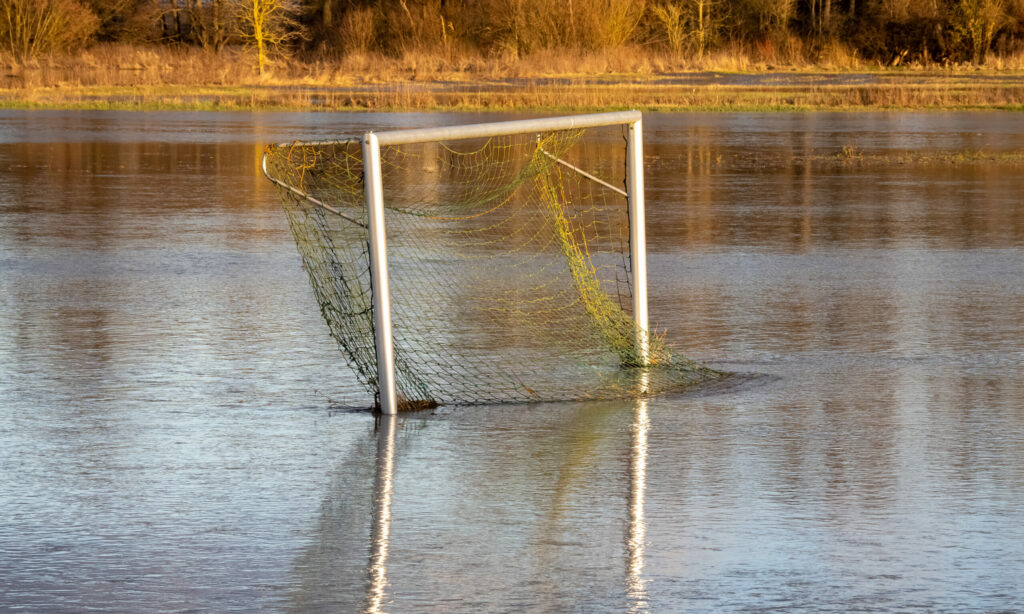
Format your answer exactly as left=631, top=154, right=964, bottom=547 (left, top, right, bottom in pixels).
left=2, top=71, right=1023, bottom=113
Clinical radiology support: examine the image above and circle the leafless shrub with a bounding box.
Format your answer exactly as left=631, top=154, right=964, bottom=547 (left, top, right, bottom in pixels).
left=0, top=0, right=99, bottom=59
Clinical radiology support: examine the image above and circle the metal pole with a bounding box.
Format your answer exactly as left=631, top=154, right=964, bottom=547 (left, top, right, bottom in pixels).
left=627, top=117, right=650, bottom=367
left=363, top=133, right=398, bottom=414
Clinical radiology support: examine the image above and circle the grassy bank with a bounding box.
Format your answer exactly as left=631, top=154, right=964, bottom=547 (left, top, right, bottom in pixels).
left=1, top=44, right=1023, bottom=112
left=4, top=80, right=1022, bottom=112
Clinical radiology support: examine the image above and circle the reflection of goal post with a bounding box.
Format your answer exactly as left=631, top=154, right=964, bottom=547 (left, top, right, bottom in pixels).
left=264, top=111, right=716, bottom=413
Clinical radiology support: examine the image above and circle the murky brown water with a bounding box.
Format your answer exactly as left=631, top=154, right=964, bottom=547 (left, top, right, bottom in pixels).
left=1, top=110, right=1023, bottom=612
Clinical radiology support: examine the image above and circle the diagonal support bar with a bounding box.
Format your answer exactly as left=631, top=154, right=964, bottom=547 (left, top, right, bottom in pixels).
left=537, top=144, right=628, bottom=198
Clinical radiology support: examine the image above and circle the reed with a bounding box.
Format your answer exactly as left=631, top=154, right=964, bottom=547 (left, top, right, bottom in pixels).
left=1, top=43, right=1023, bottom=112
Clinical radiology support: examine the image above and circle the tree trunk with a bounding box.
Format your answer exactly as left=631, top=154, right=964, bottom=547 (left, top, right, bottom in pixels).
left=698, top=0, right=705, bottom=57
left=254, top=0, right=266, bottom=76
left=568, top=0, right=576, bottom=44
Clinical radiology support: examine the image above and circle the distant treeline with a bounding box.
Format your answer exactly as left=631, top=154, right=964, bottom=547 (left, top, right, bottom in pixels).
left=3, top=0, right=1024, bottom=68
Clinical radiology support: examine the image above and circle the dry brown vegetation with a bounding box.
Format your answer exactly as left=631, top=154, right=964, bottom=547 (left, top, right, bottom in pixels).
left=0, top=0, right=99, bottom=59
left=1, top=0, right=1024, bottom=110
left=6, top=0, right=1024, bottom=67
left=4, top=60, right=1022, bottom=112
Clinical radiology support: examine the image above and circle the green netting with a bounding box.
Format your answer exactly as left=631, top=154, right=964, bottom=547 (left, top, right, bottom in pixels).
left=265, top=124, right=723, bottom=408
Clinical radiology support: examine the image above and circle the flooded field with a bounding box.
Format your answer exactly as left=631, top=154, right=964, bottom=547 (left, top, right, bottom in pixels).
left=1, top=110, right=1022, bottom=612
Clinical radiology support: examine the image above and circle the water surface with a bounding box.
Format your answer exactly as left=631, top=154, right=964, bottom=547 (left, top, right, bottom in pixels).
left=1, top=110, right=1022, bottom=612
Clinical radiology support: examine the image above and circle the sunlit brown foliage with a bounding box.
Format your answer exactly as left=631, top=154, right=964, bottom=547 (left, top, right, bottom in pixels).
left=0, top=0, right=98, bottom=59
left=296, top=0, right=1024, bottom=66
left=3, top=0, right=1024, bottom=72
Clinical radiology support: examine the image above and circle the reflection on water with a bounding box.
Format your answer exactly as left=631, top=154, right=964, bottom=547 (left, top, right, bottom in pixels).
left=1, top=110, right=1023, bottom=612
left=367, top=415, right=396, bottom=614
left=626, top=397, right=649, bottom=613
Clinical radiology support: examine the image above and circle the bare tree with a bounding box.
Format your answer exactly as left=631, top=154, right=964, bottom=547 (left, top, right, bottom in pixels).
left=653, top=2, right=687, bottom=53
left=83, top=0, right=138, bottom=39
left=808, top=0, right=832, bottom=34
left=155, top=0, right=185, bottom=42
left=954, top=0, right=1008, bottom=62
left=734, top=0, right=796, bottom=38
left=653, top=0, right=720, bottom=57
left=233, top=0, right=302, bottom=75
left=188, top=0, right=232, bottom=51
left=0, top=0, right=99, bottom=58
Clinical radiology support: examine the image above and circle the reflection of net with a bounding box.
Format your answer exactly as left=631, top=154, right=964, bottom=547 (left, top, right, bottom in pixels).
left=265, top=127, right=721, bottom=408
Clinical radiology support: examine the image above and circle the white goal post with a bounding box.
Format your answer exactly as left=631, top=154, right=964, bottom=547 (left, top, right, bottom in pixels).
left=264, top=111, right=650, bottom=413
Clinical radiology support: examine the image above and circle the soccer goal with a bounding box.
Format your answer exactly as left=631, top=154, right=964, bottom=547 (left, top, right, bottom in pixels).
left=263, top=111, right=718, bottom=413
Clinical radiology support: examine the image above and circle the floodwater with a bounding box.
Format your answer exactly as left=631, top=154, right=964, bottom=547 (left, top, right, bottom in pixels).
left=1, top=110, right=1023, bottom=612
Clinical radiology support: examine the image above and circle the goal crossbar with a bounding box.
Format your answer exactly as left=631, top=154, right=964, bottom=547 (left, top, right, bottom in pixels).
left=267, top=110, right=641, bottom=149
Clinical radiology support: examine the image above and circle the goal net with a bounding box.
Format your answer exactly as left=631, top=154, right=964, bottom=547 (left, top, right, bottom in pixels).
left=263, top=112, right=721, bottom=409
